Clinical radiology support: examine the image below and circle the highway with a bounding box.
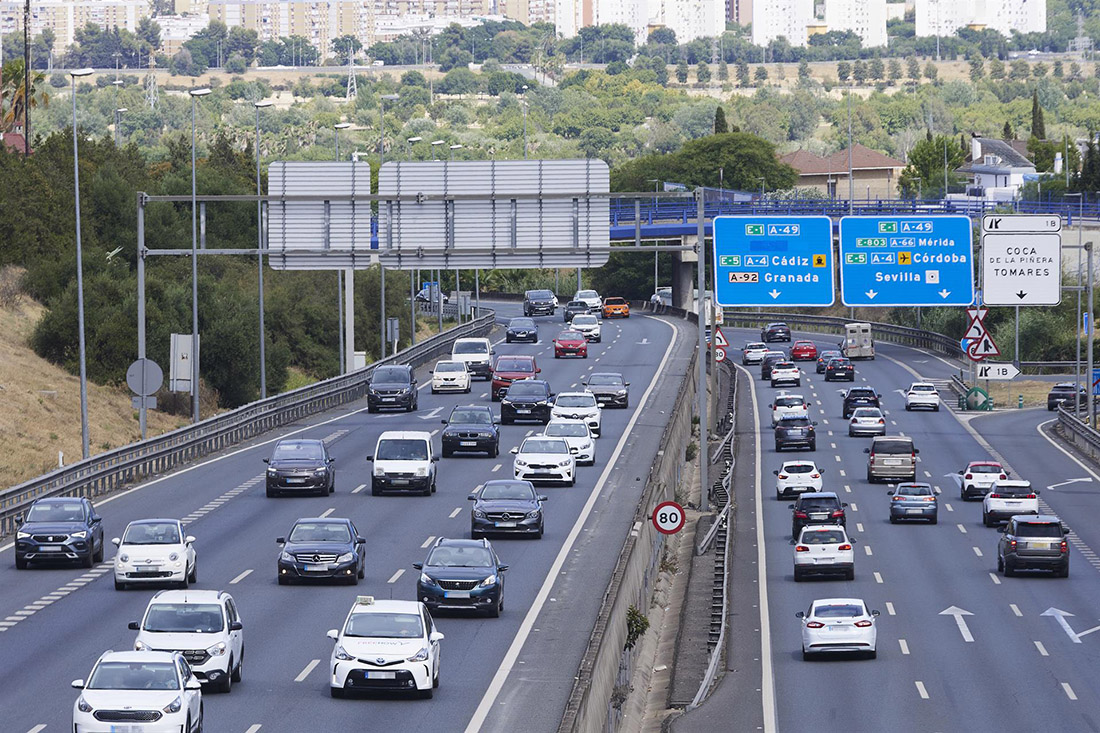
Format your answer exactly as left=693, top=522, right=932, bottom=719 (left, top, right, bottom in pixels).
left=0, top=302, right=689, bottom=733
left=679, top=326, right=1100, bottom=733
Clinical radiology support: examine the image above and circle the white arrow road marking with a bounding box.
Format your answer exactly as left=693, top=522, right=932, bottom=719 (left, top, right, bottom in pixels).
left=1047, top=478, right=1093, bottom=491
left=637, top=338, right=650, bottom=345
left=1039, top=607, right=1100, bottom=643
left=940, top=606, right=975, bottom=642
left=419, top=407, right=444, bottom=420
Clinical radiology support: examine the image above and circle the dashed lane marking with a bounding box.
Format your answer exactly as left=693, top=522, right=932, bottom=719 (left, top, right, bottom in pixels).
left=1011, top=604, right=1022, bottom=617
left=352, top=484, right=366, bottom=494
left=885, top=602, right=896, bottom=615
left=1035, top=641, right=1049, bottom=657
left=449, top=508, right=463, bottom=518
left=294, top=660, right=320, bottom=683
left=230, top=569, right=253, bottom=585
left=899, top=639, right=910, bottom=655
left=387, top=569, right=405, bottom=584
left=1063, top=682, right=1078, bottom=701
left=989, top=573, right=1001, bottom=585
left=421, top=536, right=436, bottom=548
left=915, top=681, right=929, bottom=699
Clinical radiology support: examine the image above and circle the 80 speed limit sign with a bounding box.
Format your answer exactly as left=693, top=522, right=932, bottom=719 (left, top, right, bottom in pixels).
left=652, top=500, right=686, bottom=535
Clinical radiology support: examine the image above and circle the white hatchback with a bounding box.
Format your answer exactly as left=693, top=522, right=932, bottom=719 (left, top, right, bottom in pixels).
left=774, top=460, right=825, bottom=500
left=983, top=480, right=1039, bottom=526
left=904, top=382, right=941, bottom=411
left=771, top=393, right=808, bottom=426
left=742, top=342, right=769, bottom=365
left=570, top=314, right=602, bottom=342
left=794, top=526, right=855, bottom=581
left=512, top=436, right=576, bottom=485
left=113, top=519, right=196, bottom=591
left=541, top=419, right=596, bottom=465
left=72, top=650, right=203, bottom=733
left=431, top=360, right=471, bottom=394
left=551, top=392, right=603, bottom=437
left=770, top=362, right=802, bottom=387
left=797, top=598, right=879, bottom=660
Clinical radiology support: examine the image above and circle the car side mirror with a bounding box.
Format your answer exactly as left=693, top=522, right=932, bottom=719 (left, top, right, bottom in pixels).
left=467, top=494, right=477, bottom=501
left=812, top=421, right=818, bottom=426
left=1033, top=488, right=1040, bottom=494
left=186, top=678, right=202, bottom=690
left=787, top=504, right=795, bottom=509
left=491, top=349, right=497, bottom=355
left=536, top=368, right=541, bottom=373
left=570, top=447, right=579, bottom=454
left=441, top=419, right=448, bottom=425
left=185, top=536, right=196, bottom=545
left=498, top=564, right=509, bottom=572
left=795, top=611, right=805, bottom=619
left=432, top=456, right=440, bottom=462
left=276, top=537, right=286, bottom=544
left=538, top=495, right=548, bottom=502
left=842, top=503, right=849, bottom=507
left=510, top=447, right=518, bottom=454
left=413, top=562, right=423, bottom=570
left=914, top=449, right=920, bottom=454
left=71, top=679, right=85, bottom=689
left=262, top=458, right=269, bottom=464
left=625, top=382, right=630, bottom=386
left=15, top=513, right=24, bottom=524
left=230, top=621, right=244, bottom=631
left=365, top=455, right=374, bottom=461
left=356, top=537, right=365, bottom=544
left=997, top=526, right=1006, bottom=533
left=863, top=448, right=871, bottom=454
left=871, top=610, right=881, bottom=617
left=326, top=629, right=339, bottom=641
left=773, top=470, right=779, bottom=475
left=769, top=404, right=774, bottom=409
left=128, top=621, right=140, bottom=630
left=819, top=469, right=825, bottom=474
left=111, top=537, right=121, bottom=546
left=493, top=418, right=501, bottom=425
left=429, top=631, right=445, bottom=643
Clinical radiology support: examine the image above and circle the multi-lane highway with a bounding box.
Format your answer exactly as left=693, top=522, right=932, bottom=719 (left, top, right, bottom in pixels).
left=0, top=302, right=690, bottom=732
left=679, top=326, right=1100, bottom=733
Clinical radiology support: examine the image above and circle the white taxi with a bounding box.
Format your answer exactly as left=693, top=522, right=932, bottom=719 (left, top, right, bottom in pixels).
left=797, top=598, right=879, bottom=660
left=72, top=650, right=203, bottom=732
left=774, top=460, right=824, bottom=500
left=904, top=382, right=941, bottom=411
left=982, top=480, right=1039, bottom=526
left=328, top=596, right=443, bottom=699
left=770, top=393, right=808, bottom=427
left=113, top=519, right=196, bottom=591
left=550, top=391, right=603, bottom=437
left=793, top=526, right=855, bottom=581
left=430, top=360, right=471, bottom=394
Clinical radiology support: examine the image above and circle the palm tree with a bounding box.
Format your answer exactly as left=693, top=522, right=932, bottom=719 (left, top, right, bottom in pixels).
left=1, top=58, right=50, bottom=135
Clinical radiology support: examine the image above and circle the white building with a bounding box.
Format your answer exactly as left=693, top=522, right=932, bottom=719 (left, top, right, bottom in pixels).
left=825, top=0, right=887, bottom=47
left=0, top=0, right=149, bottom=54
left=915, top=0, right=1045, bottom=37
left=751, top=0, right=813, bottom=46
left=955, top=137, right=1037, bottom=201
left=556, top=0, right=721, bottom=45
left=982, top=0, right=1045, bottom=35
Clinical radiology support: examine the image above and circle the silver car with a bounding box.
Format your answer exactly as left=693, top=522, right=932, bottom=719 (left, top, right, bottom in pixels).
left=887, top=482, right=938, bottom=524
left=848, top=407, right=886, bottom=437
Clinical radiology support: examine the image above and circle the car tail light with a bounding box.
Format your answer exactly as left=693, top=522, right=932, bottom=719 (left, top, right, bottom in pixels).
left=778, top=474, right=788, bottom=480
left=806, top=621, right=824, bottom=629
left=924, top=496, right=936, bottom=502
left=1025, top=494, right=1037, bottom=499
left=838, top=544, right=852, bottom=551
left=831, top=510, right=844, bottom=518
left=811, top=473, right=820, bottom=479
left=877, top=419, right=885, bottom=424
left=1009, top=539, right=1017, bottom=549
left=965, top=474, right=973, bottom=480
left=794, top=511, right=808, bottom=519
left=1061, top=540, right=1068, bottom=553
left=795, top=545, right=809, bottom=552
left=854, top=620, right=873, bottom=628
left=911, top=452, right=916, bottom=459
left=869, top=452, right=875, bottom=461
left=892, top=496, right=904, bottom=501
left=988, top=493, right=1001, bottom=499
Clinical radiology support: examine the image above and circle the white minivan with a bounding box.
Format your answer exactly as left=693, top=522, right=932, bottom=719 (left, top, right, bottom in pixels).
left=451, top=337, right=494, bottom=380
left=367, top=431, right=438, bottom=496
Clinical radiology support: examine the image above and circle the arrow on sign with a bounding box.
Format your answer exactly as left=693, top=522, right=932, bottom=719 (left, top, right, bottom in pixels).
left=768, top=289, right=781, bottom=299
left=940, top=606, right=975, bottom=642
left=938, top=289, right=951, bottom=299
left=865, top=289, right=878, bottom=300
left=1016, top=291, right=1027, bottom=300
left=1047, top=478, right=1093, bottom=491
left=987, top=217, right=1002, bottom=230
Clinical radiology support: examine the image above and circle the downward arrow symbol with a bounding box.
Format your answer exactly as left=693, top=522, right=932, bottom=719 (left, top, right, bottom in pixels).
left=938, top=289, right=951, bottom=299
left=865, top=289, right=878, bottom=299
left=768, top=289, right=781, bottom=299
left=1016, top=291, right=1027, bottom=299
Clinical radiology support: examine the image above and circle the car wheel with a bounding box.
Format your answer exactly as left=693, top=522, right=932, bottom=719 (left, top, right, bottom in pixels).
left=419, top=686, right=434, bottom=699
left=348, top=572, right=359, bottom=586
left=465, top=385, right=471, bottom=394
left=982, top=512, right=991, bottom=527
left=180, top=571, right=189, bottom=589
left=934, top=405, right=940, bottom=412
left=278, top=575, right=289, bottom=585
left=537, top=525, right=544, bottom=539
left=929, top=516, right=938, bottom=525
left=329, top=478, right=335, bottom=494
left=367, top=405, right=377, bottom=414
left=330, top=686, right=346, bottom=698
left=81, top=549, right=94, bottom=568
left=216, top=663, right=232, bottom=693
left=188, top=562, right=197, bottom=584
left=997, top=554, right=1004, bottom=572
left=1004, top=559, right=1016, bottom=577
left=232, top=648, right=243, bottom=683
left=845, top=568, right=855, bottom=581
left=775, top=442, right=782, bottom=452
left=266, top=487, right=276, bottom=498
left=866, top=471, right=874, bottom=483
left=793, top=568, right=803, bottom=582
left=472, top=531, right=483, bottom=540
left=488, top=598, right=502, bottom=618
left=492, top=443, right=500, bottom=458
left=809, top=442, right=816, bottom=451
left=94, top=539, right=104, bottom=563
left=114, top=578, right=126, bottom=590
left=431, top=388, right=438, bottom=394
left=431, top=477, right=437, bottom=494
left=867, top=649, right=877, bottom=660
left=358, top=561, right=365, bottom=579
left=186, top=716, right=192, bottom=733
left=889, top=516, right=897, bottom=524
left=1059, top=564, right=1070, bottom=578
left=506, top=336, right=512, bottom=343
left=15, top=555, right=27, bottom=570
left=371, top=485, right=382, bottom=497
left=502, top=416, right=513, bottom=425
left=442, top=448, right=452, bottom=458
left=802, top=649, right=811, bottom=662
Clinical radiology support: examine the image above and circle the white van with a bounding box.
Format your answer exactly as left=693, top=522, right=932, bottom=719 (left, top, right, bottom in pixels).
left=842, top=323, right=875, bottom=360
left=451, top=337, right=494, bottom=380
left=367, top=431, right=438, bottom=496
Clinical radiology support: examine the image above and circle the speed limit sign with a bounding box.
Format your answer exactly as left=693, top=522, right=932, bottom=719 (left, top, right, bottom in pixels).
left=714, top=347, right=726, bottom=363
left=652, top=500, right=686, bottom=535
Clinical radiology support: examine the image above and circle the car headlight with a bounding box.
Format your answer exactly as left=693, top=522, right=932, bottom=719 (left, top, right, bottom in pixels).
left=334, top=644, right=354, bottom=661
left=337, top=552, right=354, bottom=563
left=373, top=467, right=384, bottom=476
left=515, top=459, right=528, bottom=467
left=526, top=510, right=541, bottom=519
left=169, top=553, right=179, bottom=562
left=207, top=641, right=227, bottom=657
left=479, top=574, right=498, bottom=588
left=559, top=460, right=572, bottom=467
left=16, top=531, right=29, bottom=539
left=135, top=640, right=148, bottom=651
left=407, top=647, right=430, bottom=662
left=280, top=551, right=294, bottom=562
left=583, top=442, right=593, bottom=450
left=70, top=530, right=88, bottom=539
left=314, top=467, right=328, bottom=474
left=478, top=432, right=492, bottom=438
left=473, top=509, right=486, bottom=519
left=163, top=696, right=182, bottom=714
left=267, top=467, right=277, bottom=474
left=77, top=696, right=93, bottom=713
left=420, top=573, right=433, bottom=585
left=119, top=554, right=129, bottom=563
left=535, top=400, right=548, bottom=406
left=616, top=390, right=627, bottom=396
left=414, top=467, right=428, bottom=477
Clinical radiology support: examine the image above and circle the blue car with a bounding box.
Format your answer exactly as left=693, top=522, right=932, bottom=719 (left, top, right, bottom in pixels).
left=415, top=538, right=508, bottom=617
left=16, top=496, right=104, bottom=569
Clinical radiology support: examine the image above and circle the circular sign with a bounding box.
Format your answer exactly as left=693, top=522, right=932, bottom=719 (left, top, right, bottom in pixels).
left=126, top=358, right=164, bottom=397
left=652, top=500, right=686, bottom=535
left=714, top=347, right=727, bottom=363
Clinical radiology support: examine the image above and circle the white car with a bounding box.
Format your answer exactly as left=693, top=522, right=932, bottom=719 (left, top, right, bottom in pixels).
left=450, top=337, right=494, bottom=380
left=794, top=526, right=855, bottom=581
left=131, top=590, right=244, bottom=693
left=328, top=596, right=443, bottom=699
left=904, top=382, right=941, bottom=411
left=774, top=460, right=824, bottom=500
left=511, top=436, right=576, bottom=485
left=368, top=431, right=437, bottom=496
left=770, top=361, right=801, bottom=387
left=72, top=650, right=204, bottom=733
left=573, top=289, right=603, bottom=313
left=550, top=391, right=603, bottom=437
left=431, top=360, right=471, bottom=394
left=541, top=419, right=596, bottom=465
left=797, top=598, right=879, bottom=660
left=982, top=480, right=1039, bottom=526
left=742, top=342, right=769, bottom=364
left=848, top=407, right=886, bottom=437
left=570, top=314, right=602, bottom=342
left=770, top=393, right=808, bottom=426
left=958, top=461, right=1009, bottom=501
left=113, top=519, right=196, bottom=591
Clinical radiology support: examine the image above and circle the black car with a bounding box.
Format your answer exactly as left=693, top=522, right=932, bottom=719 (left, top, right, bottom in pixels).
left=1047, top=382, right=1090, bottom=411
left=760, top=351, right=787, bottom=381
left=506, top=317, right=539, bottom=343
left=563, top=301, right=588, bottom=322
left=367, top=364, right=418, bottom=413
left=842, top=387, right=881, bottom=418
left=469, top=480, right=546, bottom=539
left=816, top=350, right=842, bottom=374
left=500, top=379, right=554, bottom=424
left=441, top=405, right=501, bottom=457
left=277, top=517, right=365, bottom=585
left=264, top=439, right=335, bottom=497
left=761, top=322, right=792, bottom=342
left=789, top=492, right=847, bottom=537
left=775, top=416, right=817, bottom=451
left=824, top=357, right=855, bottom=382
left=583, top=372, right=630, bottom=408
left=15, top=496, right=104, bottom=569
left=414, top=538, right=508, bottom=617
left=523, top=289, right=557, bottom=317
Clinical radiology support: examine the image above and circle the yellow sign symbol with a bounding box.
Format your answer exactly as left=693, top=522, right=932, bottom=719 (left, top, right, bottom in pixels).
left=812, top=254, right=826, bottom=268
left=898, top=251, right=912, bottom=265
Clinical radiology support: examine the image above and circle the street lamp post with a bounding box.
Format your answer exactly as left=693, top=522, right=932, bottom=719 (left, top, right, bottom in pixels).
left=114, top=107, right=127, bottom=147
left=70, top=68, right=94, bottom=459
left=378, top=95, right=399, bottom=360
left=254, top=100, right=273, bottom=399
left=449, top=143, right=462, bottom=161
left=647, top=179, right=660, bottom=292
left=430, top=140, right=445, bottom=160
left=757, top=176, right=765, bottom=200
left=189, top=87, right=211, bottom=424
left=1067, top=192, right=1085, bottom=415
left=406, top=136, right=422, bottom=160
left=522, top=84, right=529, bottom=159
left=335, top=122, right=351, bottom=372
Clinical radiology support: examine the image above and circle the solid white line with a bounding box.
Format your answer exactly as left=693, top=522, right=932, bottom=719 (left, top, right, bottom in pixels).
left=449, top=507, right=462, bottom=518
left=245, top=726, right=263, bottom=733
left=352, top=484, right=366, bottom=494
left=1010, top=604, right=1023, bottom=617
left=1035, top=641, right=1049, bottom=657
left=972, top=547, right=983, bottom=557
left=421, top=536, right=436, bottom=548
left=230, top=569, right=253, bottom=585
left=1063, top=682, right=1078, bottom=701
left=899, top=639, right=910, bottom=655
left=915, top=681, right=930, bottom=699
left=873, top=572, right=883, bottom=583
left=387, top=569, right=405, bottom=584
left=885, top=602, right=896, bottom=616
left=319, top=508, right=335, bottom=518
left=294, top=659, right=320, bottom=682
left=465, top=318, right=678, bottom=733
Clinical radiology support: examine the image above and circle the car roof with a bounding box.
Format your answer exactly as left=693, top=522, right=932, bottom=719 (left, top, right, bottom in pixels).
left=376, top=430, right=433, bottom=440
left=482, top=479, right=534, bottom=489
left=451, top=404, right=491, bottom=412
left=293, top=517, right=351, bottom=525
left=894, top=482, right=932, bottom=489
left=150, top=590, right=226, bottom=604
left=496, top=355, right=535, bottom=363
left=277, top=438, right=324, bottom=446
left=454, top=337, right=490, bottom=344
left=557, top=390, right=595, bottom=397
left=781, top=459, right=817, bottom=467
left=794, top=339, right=814, bottom=344
left=507, top=379, right=550, bottom=388
left=801, top=525, right=846, bottom=533
left=127, top=518, right=181, bottom=526
left=1013, top=514, right=1061, bottom=523
left=547, top=417, right=589, bottom=426
left=34, top=496, right=86, bottom=505
left=767, top=322, right=788, bottom=327
left=522, top=436, right=569, bottom=448
left=589, top=372, right=624, bottom=379
left=557, top=331, right=584, bottom=338
left=967, top=460, right=1002, bottom=466
left=348, top=597, right=424, bottom=615
left=811, top=598, right=866, bottom=607
left=992, top=479, right=1032, bottom=488
left=436, top=537, right=492, bottom=548
left=99, top=650, right=181, bottom=664
left=799, top=491, right=838, bottom=499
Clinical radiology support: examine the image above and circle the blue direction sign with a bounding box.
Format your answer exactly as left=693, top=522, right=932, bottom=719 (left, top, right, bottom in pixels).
left=839, top=216, right=974, bottom=306
left=712, top=216, right=834, bottom=307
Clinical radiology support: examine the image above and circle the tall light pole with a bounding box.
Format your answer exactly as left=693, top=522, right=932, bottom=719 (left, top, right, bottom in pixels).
left=647, top=179, right=660, bottom=292
left=378, top=94, right=398, bottom=360
left=449, top=143, right=462, bottom=161
left=379, top=93, right=399, bottom=165
left=1067, top=192, right=1085, bottom=414
left=111, top=78, right=123, bottom=145
left=189, top=87, right=211, bottom=423
left=406, top=135, right=422, bottom=159
left=522, top=84, right=529, bottom=159
left=23, top=0, right=30, bottom=159
left=943, top=136, right=949, bottom=197
left=757, top=176, right=765, bottom=201
left=114, top=107, right=127, bottom=147
left=847, top=86, right=854, bottom=213
left=430, top=140, right=445, bottom=160
left=254, top=100, right=273, bottom=399
left=70, top=67, right=94, bottom=458
left=335, top=122, right=351, bottom=372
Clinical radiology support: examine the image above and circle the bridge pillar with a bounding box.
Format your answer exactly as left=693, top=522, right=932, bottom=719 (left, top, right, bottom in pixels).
left=672, top=235, right=697, bottom=310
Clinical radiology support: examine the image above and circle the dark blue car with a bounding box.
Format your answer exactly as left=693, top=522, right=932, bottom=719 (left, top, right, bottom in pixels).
left=415, top=538, right=508, bottom=617
left=16, top=496, right=104, bottom=569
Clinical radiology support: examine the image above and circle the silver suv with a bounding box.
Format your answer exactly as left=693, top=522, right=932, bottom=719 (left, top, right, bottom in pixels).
left=997, top=515, right=1069, bottom=577
left=864, top=436, right=918, bottom=483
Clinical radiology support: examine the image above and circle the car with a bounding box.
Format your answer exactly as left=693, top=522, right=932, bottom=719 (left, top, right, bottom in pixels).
left=887, top=482, right=938, bottom=524
left=264, top=438, right=335, bottom=497
left=327, top=595, right=443, bottom=699
left=1047, top=382, right=1089, bottom=411
left=430, top=359, right=472, bottom=394
left=523, top=289, right=557, bottom=317
left=367, top=431, right=438, bottom=496
left=570, top=314, right=602, bottom=342
left=743, top=342, right=769, bottom=365
left=550, top=391, right=602, bottom=437
left=554, top=330, right=589, bottom=358
left=511, top=436, right=576, bottom=485
left=841, top=387, right=880, bottom=418
left=602, top=297, right=630, bottom=318
left=816, top=350, right=841, bottom=373
left=761, top=322, right=792, bottom=342
left=848, top=407, right=886, bottom=437
left=982, top=479, right=1039, bottom=526
left=771, top=393, right=809, bottom=426
left=277, top=517, right=366, bottom=585
left=441, top=405, right=500, bottom=457
left=770, top=361, right=801, bottom=387
left=113, top=519, right=196, bottom=591
left=563, top=300, right=589, bottom=322
left=367, top=364, right=418, bottom=413
left=864, top=436, right=918, bottom=483
left=451, top=337, right=494, bottom=380
left=760, top=351, right=787, bottom=380
left=904, top=382, right=941, bottom=411
left=506, top=317, right=540, bottom=343
left=958, top=461, right=1009, bottom=501
left=130, top=590, right=244, bottom=693
left=775, top=416, right=817, bottom=452
left=542, top=419, right=596, bottom=465
left=583, top=372, right=630, bottom=408
left=824, top=357, right=855, bottom=382
left=15, top=496, right=104, bottom=569
left=774, top=460, right=825, bottom=500
left=72, top=651, right=204, bottom=733
left=790, top=492, right=847, bottom=537
left=469, top=479, right=547, bottom=539
left=793, top=526, right=854, bottom=581
left=797, top=598, right=879, bottom=660
left=415, top=287, right=449, bottom=304
left=415, top=538, right=508, bottom=616
left=500, top=379, right=554, bottom=425
left=573, top=289, right=603, bottom=313
left=650, top=286, right=672, bottom=307
left=790, top=340, right=818, bottom=361
left=491, top=354, right=540, bottom=401
left=997, top=515, right=1069, bottom=577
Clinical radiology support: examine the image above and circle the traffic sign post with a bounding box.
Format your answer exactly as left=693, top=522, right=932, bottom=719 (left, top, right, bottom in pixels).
left=838, top=216, right=974, bottom=306
left=963, top=306, right=1000, bottom=361
left=712, top=216, right=834, bottom=307
left=712, top=326, right=728, bottom=348
left=714, top=347, right=727, bottom=363
left=652, top=500, right=686, bottom=535
left=981, top=215, right=1061, bottom=306
left=976, top=362, right=1020, bottom=380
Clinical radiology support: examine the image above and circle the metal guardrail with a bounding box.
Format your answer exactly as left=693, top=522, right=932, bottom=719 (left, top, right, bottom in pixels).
left=0, top=310, right=495, bottom=539
left=688, top=479, right=732, bottom=711
left=1057, top=405, right=1100, bottom=450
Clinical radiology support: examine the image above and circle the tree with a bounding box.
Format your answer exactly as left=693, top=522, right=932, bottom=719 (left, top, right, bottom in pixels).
left=1032, top=61, right=1048, bottom=78
left=736, top=60, right=750, bottom=87
left=676, top=60, right=689, bottom=83
left=852, top=60, right=867, bottom=84
left=923, top=61, right=938, bottom=82
left=906, top=56, right=921, bottom=82
left=136, top=17, right=161, bottom=52
left=437, top=67, right=479, bottom=94
left=868, top=58, right=884, bottom=81
left=753, top=65, right=768, bottom=84
left=696, top=61, right=711, bottom=84
left=224, top=53, right=247, bottom=74
left=836, top=60, right=851, bottom=82
left=988, top=58, right=1005, bottom=79
left=897, top=134, right=967, bottom=198
left=578, top=126, right=615, bottom=160
left=1003, top=120, right=1014, bottom=139
left=968, top=56, right=985, bottom=82
left=798, top=59, right=810, bottom=81
left=1069, top=61, right=1082, bottom=80
left=649, top=56, right=669, bottom=85
left=718, top=59, right=729, bottom=81
left=647, top=27, right=677, bottom=46
left=714, top=106, right=728, bottom=134
left=1053, top=60, right=1064, bottom=78
left=0, top=58, right=48, bottom=133
left=331, top=35, right=363, bottom=65
left=1031, top=90, right=1045, bottom=139
left=226, top=26, right=258, bottom=64
left=887, top=58, right=902, bottom=84
left=1009, top=60, right=1030, bottom=79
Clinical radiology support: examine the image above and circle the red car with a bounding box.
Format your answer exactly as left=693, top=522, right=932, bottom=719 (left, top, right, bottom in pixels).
left=790, top=340, right=818, bottom=361
left=554, top=330, right=588, bottom=359
left=491, top=355, right=540, bottom=401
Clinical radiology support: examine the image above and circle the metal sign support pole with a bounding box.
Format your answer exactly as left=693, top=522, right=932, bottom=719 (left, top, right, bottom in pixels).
left=1090, top=242, right=1095, bottom=426
left=475, top=269, right=480, bottom=316
left=410, top=272, right=416, bottom=346
left=338, top=271, right=345, bottom=372
left=437, top=269, right=443, bottom=332
left=344, top=269, right=354, bottom=372
left=380, top=266, right=386, bottom=359
left=696, top=189, right=709, bottom=513
left=1014, top=306, right=1020, bottom=367
left=137, top=195, right=148, bottom=440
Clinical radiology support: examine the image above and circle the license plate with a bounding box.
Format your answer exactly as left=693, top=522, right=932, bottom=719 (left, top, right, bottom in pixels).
left=495, top=522, right=517, bottom=528
left=305, top=564, right=328, bottom=572
left=460, top=441, right=477, bottom=447
left=39, top=545, right=63, bottom=552
left=444, top=591, right=470, bottom=599
left=1028, top=541, right=1053, bottom=549
left=382, top=397, right=396, bottom=402
left=287, top=477, right=305, bottom=484
left=810, top=513, right=827, bottom=520
left=517, top=409, right=532, bottom=414
left=109, top=725, right=144, bottom=733
left=366, top=671, right=397, bottom=680
left=906, top=509, right=923, bottom=515
left=884, top=459, right=903, bottom=466
left=392, top=479, right=409, bottom=486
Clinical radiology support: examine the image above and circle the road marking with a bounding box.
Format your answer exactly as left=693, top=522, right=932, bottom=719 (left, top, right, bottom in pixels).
left=957, top=524, right=967, bottom=534
left=1035, top=641, right=1049, bottom=656
left=941, top=606, right=975, bottom=642
left=294, top=659, right=320, bottom=682
left=481, top=392, right=489, bottom=398
left=850, top=503, right=858, bottom=512
left=352, top=483, right=366, bottom=494
left=1010, top=604, right=1022, bottom=617
left=319, top=508, right=335, bottom=518
left=989, top=572, right=1001, bottom=585
left=834, top=455, right=841, bottom=462
left=899, top=639, right=910, bottom=655
left=885, top=602, right=895, bottom=615
left=26, top=726, right=46, bottom=733
left=844, top=485, right=851, bottom=493
left=915, top=681, right=930, bottom=699
left=421, top=536, right=436, bottom=548
left=838, top=470, right=846, bottom=477
left=492, top=464, right=502, bottom=473
left=945, top=503, right=954, bottom=512
left=856, top=523, right=864, bottom=532
left=924, top=470, right=932, bottom=478
left=830, top=442, right=837, bottom=449
left=449, top=507, right=462, bottom=518
left=387, top=569, right=405, bottom=584
left=1063, top=682, right=1078, bottom=701
left=873, top=571, right=883, bottom=583
left=864, top=545, right=873, bottom=556
left=230, top=569, right=253, bottom=585
left=245, top=726, right=263, bottom=733
left=821, top=419, right=829, bottom=425
left=972, top=547, right=983, bottom=557
left=890, top=420, right=897, bottom=425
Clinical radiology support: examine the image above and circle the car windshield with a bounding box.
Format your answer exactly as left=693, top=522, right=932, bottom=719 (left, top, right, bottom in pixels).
left=849, top=390, right=876, bottom=398
left=376, top=439, right=429, bottom=461
left=453, top=342, right=488, bottom=355
left=795, top=342, right=813, bottom=347
left=523, top=439, right=568, bottom=454
left=829, top=359, right=851, bottom=366
left=785, top=464, right=815, bottom=474
left=775, top=397, right=804, bottom=407
left=605, top=298, right=627, bottom=305
left=747, top=343, right=766, bottom=350
left=507, top=383, right=546, bottom=398
left=568, top=301, right=586, bottom=308
left=373, top=367, right=409, bottom=383
left=558, top=332, right=583, bottom=340
left=345, top=612, right=423, bottom=638
left=122, top=522, right=181, bottom=545
left=480, top=482, right=536, bottom=500
left=545, top=423, right=589, bottom=437
left=577, top=290, right=598, bottom=299
left=896, top=485, right=933, bottom=496
left=820, top=351, right=840, bottom=360
left=995, top=484, right=1034, bottom=497
left=874, top=440, right=913, bottom=454
left=87, top=662, right=179, bottom=691
left=587, top=374, right=623, bottom=386
left=272, top=441, right=324, bottom=460
left=970, top=465, right=1002, bottom=473
left=572, top=316, right=597, bottom=326
left=509, top=319, right=536, bottom=328
left=435, top=362, right=465, bottom=373
left=450, top=409, right=490, bottom=424
left=802, top=530, right=846, bottom=544
left=289, top=522, right=351, bottom=543
left=527, top=291, right=552, bottom=299
left=25, top=502, right=84, bottom=523
left=143, top=603, right=224, bottom=633
left=557, top=395, right=596, bottom=408
left=799, top=498, right=838, bottom=510
left=780, top=418, right=812, bottom=427
left=426, top=546, right=494, bottom=568
left=852, top=408, right=882, bottom=419
left=496, top=359, right=534, bottom=372
left=1016, top=523, right=1063, bottom=538
left=910, top=385, right=936, bottom=392
left=814, top=604, right=864, bottom=619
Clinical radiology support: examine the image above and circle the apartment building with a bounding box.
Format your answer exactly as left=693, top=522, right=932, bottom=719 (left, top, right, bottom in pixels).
left=556, top=0, right=721, bottom=44
left=0, top=0, right=149, bottom=53
left=825, top=0, right=886, bottom=47
left=207, top=0, right=376, bottom=56
left=915, top=0, right=1045, bottom=37
left=751, top=0, right=813, bottom=46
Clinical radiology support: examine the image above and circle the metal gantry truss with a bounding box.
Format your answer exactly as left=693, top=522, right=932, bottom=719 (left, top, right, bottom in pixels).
left=144, top=55, right=158, bottom=110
